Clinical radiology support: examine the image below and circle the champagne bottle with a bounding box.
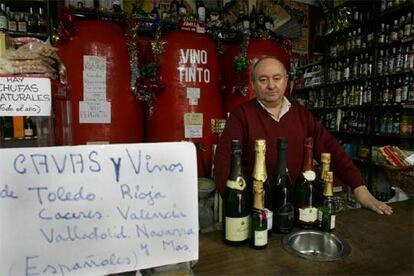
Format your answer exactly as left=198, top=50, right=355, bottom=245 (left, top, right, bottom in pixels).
left=315, top=153, right=331, bottom=207
left=250, top=139, right=268, bottom=249
left=272, top=137, right=294, bottom=234
left=317, top=171, right=336, bottom=231
left=223, top=140, right=250, bottom=246
left=294, top=137, right=318, bottom=229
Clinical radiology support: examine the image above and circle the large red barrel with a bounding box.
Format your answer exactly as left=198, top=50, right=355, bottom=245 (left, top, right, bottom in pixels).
left=58, top=20, right=144, bottom=144
left=146, top=31, right=224, bottom=177
left=223, top=38, right=290, bottom=114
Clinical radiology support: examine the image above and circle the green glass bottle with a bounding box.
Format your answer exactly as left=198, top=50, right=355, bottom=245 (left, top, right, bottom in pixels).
left=250, top=139, right=268, bottom=249
left=315, top=153, right=331, bottom=207
left=317, top=171, right=336, bottom=232
left=223, top=140, right=250, bottom=246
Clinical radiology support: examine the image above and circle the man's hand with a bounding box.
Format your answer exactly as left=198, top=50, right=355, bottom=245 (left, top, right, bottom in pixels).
left=354, top=185, right=393, bottom=215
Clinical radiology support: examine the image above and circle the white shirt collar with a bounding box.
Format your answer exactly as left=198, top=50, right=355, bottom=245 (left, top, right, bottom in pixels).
left=257, top=96, right=292, bottom=122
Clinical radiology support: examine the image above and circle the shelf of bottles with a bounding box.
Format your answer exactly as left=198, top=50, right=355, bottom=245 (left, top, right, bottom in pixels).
left=0, top=0, right=49, bottom=39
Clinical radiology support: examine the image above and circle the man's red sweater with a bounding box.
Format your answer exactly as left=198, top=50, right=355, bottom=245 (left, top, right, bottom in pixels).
left=214, top=99, right=365, bottom=196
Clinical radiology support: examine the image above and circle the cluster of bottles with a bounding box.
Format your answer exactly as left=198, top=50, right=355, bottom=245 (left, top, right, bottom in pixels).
left=377, top=12, right=413, bottom=44
left=377, top=44, right=414, bottom=76
left=372, top=111, right=413, bottom=136
left=380, top=0, right=412, bottom=12
left=234, top=2, right=273, bottom=33
left=298, top=74, right=414, bottom=109
left=1, top=116, right=36, bottom=141
left=0, top=3, right=48, bottom=34
left=223, top=138, right=337, bottom=249
left=148, top=0, right=206, bottom=23
left=329, top=28, right=375, bottom=59
left=320, top=110, right=369, bottom=133
left=376, top=75, right=414, bottom=105
left=327, top=54, right=373, bottom=83
left=317, top=110, right=414, bottom=136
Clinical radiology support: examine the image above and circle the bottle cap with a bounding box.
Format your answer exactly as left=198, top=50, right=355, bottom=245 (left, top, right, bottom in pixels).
left=255, top=139, right=266, bottom=151
left=304, top=137, right=313, bottom=148
left=231, top=140, right=242, bottom=153
left=277, top=137, right=288, bottom=149
left=321, top=152, right=331, bottom=162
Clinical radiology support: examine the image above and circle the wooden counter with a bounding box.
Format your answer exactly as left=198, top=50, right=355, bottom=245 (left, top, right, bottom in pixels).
left=193, top=200, right=414, bottom=275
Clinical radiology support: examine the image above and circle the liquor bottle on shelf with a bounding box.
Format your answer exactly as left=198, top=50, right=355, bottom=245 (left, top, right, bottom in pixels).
left=317, top=171, right=336, bottom=232
left=250, top=139, right=268, bottom=249
left=12, top=116, right=24, bottom=140
left=315, top=153, right=330, bottom=207
left=149, top=2, right=159, bottom=20
left=178, top=0, right=186, bottom=18
left=294, top=137, right=317, bottom=229
left=271, top=137, right=294, bottom=234
left=223, top=140, right=250, bottom=246
left=17, top=13, right=27, bottom=33
left=7, top=10, right=16, bottom=33
left=37, top=7, right=47, bottom=34
left=236, top=3, right=249, bottom=31
left=24, top=116, right=34, bottom=139
left=196, top=0, right=206, bottom=24
left=2, top=117, right=13, bottom=140
left=249, top=4, right=257, bottom=32
left=0, top=3, right=7, bottom=32
left=27, top=7, right=37, bottom=33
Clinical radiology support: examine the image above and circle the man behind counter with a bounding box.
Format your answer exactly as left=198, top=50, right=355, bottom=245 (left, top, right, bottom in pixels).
left=214, top=56, right=393, bottom=215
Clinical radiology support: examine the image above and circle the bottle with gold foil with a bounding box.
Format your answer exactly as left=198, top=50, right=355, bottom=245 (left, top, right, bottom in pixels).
left=250, top=139, right=268, bottom=249
left=223, top=140, right=250, bottom=246
left=317, top=171, right=336, bottom=232
left=315, top=153, right=331, bottom=207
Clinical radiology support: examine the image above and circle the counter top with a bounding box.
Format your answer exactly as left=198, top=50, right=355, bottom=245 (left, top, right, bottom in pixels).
left=193, top=200, right=414, bottom=275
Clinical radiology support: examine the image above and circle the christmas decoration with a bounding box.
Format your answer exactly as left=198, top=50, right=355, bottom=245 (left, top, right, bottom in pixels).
left=124, top=14, right=140, bottom=96
left=232, top=33, right=250, bottom=96
left=52, top=7, right=78, bottom=45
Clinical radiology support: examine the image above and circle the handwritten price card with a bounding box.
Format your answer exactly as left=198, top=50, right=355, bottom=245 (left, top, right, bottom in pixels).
left=0, top=76, right=52, bottom=116
left=0, top=142, right=198, bottom=275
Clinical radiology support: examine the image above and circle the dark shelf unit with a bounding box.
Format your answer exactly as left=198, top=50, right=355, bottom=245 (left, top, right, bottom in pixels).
left=292, top=1, right=414, bottom=190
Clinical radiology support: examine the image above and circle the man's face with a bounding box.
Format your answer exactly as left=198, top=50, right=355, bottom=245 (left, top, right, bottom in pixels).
left=252, top=58, right=288, bottom=106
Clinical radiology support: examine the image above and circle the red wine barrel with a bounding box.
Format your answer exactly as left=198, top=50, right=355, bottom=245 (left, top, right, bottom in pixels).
left=145, top=31, right=224, bottom=177
left=222, top=38, right=290, bottom=114
left=58, top=20, right=144, bottom=144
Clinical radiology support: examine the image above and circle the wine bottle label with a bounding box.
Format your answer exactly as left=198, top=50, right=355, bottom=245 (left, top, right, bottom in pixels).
left=225, top=177, right=246, bottom=191
left=25, top=128, right=33, bottom=137
left=299, top=207, right=318, bottom=223
left=254, top=230, right=267, bottom=246
left=330, top=215, right=336, bottom=229
left=225, top=216, right=249, bottom=242
left=265, top=208, right=273, bottom=231
left=302, top=171, right=316, bottom=181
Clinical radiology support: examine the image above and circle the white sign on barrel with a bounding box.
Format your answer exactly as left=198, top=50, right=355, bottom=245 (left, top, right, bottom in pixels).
left=0, top=76, right=52, bottom=116
left=0, top=142, right=198, bottom=276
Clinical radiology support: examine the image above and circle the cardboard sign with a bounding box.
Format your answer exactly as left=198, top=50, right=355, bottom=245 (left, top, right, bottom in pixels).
left=0, top=76, right=52, bottom=116
left=0, top=142, right=198, bottom=276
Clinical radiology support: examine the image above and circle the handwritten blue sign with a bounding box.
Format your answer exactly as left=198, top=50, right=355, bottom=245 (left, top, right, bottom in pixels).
left=0, top=142, right=198, bottom=276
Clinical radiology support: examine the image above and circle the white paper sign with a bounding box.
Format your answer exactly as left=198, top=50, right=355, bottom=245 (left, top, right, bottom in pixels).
left=79, top=101, right=111, bottom=124
left=83, top=55, right=106, bottom=72
left=0, top=142, right=199, bottom=276
left=0, top=76, right=51, bottom=116
left=186, top=87, right=200, bottom=106
left=83, top=71, right=106, bottom=101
